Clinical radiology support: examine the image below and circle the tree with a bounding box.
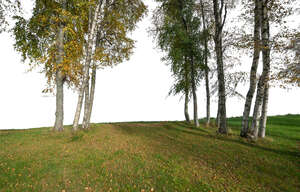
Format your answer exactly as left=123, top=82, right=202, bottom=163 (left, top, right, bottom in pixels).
left=212, top=0, right=228, bottom=134
left=240, top=0, right=262, bottom=137
left=72, top=0, right=102, bottom=131
left=152, top=0, right=205, bottom=127
left=73, top=0, right=147, bottom=130
left=13, top=0, right=87, bottom=131
left=248, top=0, right=270, bottom=139
left=237, top=0, right=298, bottom=139
left=199, top=0, right=211, bottom=127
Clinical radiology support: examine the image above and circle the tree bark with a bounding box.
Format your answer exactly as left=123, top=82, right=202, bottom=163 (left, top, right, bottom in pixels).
left=200, top=0, right=210, bottom=127
left=190, top=56, right=199, bottom=127
left=53, top=10, right=65, bottom=132
left=184, top=57, right=190, bottom=123
left=184, top=92, right=190, bottom=123
left=205, top=67, right=210, bottom=127
left=216, top=97, right=220, bottom=127
left=259, top=83, right=269, bottom=138
left=249, top=75, right=264, bottom=138
left=54, top=72, right=64, bottom=132
left=82, top=76, right=90, bottom=129
left=213, top=0, right=227, bottom=134
left=249, top=0, right=270, bottom=139
left=83, top=66, right=96, bottom=129
left=241, top=0, right=262, bottom=137
left=73, top=1, right=101, bottom=131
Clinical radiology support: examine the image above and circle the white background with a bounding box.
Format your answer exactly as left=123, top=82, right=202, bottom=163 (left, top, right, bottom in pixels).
left=0, top=1, right=299, bottom=130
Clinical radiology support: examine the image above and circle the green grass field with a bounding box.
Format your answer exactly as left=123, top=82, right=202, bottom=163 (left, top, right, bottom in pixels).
left=0, top=115, right=299, bottom=192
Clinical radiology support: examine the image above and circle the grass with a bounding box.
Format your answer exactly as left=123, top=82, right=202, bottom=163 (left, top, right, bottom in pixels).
left=0, top=115, right=299, bottom=192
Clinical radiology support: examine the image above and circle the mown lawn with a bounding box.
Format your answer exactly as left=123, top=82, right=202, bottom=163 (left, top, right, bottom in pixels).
left=0, top=115, right=299, bottom=192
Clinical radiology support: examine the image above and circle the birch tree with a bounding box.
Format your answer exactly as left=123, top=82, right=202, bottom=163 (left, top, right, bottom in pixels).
left=240, top=0, right=262, bottom=137
left=199, top=0, right=212, bottom=126
left=72, top=0, right=102, bottom=131
left=13, top=0, right=87, bottom=131
left=212, top=0, right=228, bottom=134
left=237, top=0, right=298, bottom=139
left=73, top=0, right=147, bottom=130
left=152, top=0, right=206, bottom=127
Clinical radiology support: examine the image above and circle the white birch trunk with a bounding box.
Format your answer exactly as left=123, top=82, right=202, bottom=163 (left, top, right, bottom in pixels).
left=82, top=77, right=90, bottom=129
left=259, top=83, right=269, bottom=138
left=241, top=0, right=261, bottom=137
left=249, top=0, right=270, bottom=140
left=201, top=0, right=210, bottom=127
left=84, top=67, right=97, bottom=129
left=191, top=56, right=199, bottom=127
left=73, top=1, right=102, bottom=131
left=213, top=0, right=227, bottom=134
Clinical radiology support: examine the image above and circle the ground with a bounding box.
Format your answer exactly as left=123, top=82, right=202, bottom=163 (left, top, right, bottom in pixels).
left=0, top=115, right=299, bottom=192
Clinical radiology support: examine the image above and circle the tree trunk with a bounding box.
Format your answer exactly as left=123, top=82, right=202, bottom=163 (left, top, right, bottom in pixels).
left=53, top=17, right=65, bottom=132
left=241, top=0, right=262, bottom=137
left=73, top=1, right=101, bottom=131
left=82, top=75, right=90, bottom=129
left=205, top=68, right=210, bottom=127
left=184, top=90, right=190, bottom=123
left=249, top=75, right=264, bottom=138
left=213, top=0, right=227, bottom=134
left=201, top=0, right=210, bottom=127
left=249, top=0, right=270, bottom=139
left=258, top=0, right=270, bottom=139
left=259, top=83, right=269, bottom=138
left=84, top=66, right=96, bottom=129
left=184, top=57, right=190, bottom=123
left=190, top=56, right=199, bottom=127
left=54, top=72, right=64, bottom=132
left=179, top=2, right=198, bottom=127
left=216, top=97, right=221, bottom=127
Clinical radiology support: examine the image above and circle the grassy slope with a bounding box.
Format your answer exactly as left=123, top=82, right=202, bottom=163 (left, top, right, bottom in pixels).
left=0, top=115, right=299, bottom=192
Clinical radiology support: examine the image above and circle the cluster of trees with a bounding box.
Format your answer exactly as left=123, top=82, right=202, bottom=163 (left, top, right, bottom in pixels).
left=151, top=0, right=299, bottom=140
left=0, top=0, right=298, bottom=140
left=11, top=0, right=147, bottom=131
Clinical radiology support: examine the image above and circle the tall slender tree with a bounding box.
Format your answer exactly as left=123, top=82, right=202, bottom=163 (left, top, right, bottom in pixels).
left=212, top=0, right=228, bottom=133
left=54, top=0, right=66, bottom=131
left=73, top=0, right=102, bottom=131
left=152, top=0, right=205, bottom=127
left=240, top=0, right=262, bottom=137
left=73, top=0, right=147, bottom=130
left=199, top=0, right=211, bottom=126
left=250, top=0, right=270, bottom=139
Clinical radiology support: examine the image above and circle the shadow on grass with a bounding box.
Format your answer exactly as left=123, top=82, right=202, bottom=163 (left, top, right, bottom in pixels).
left=115, top=121, right=300, bottom=160
left=171, top=123, right=300, bottom=159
